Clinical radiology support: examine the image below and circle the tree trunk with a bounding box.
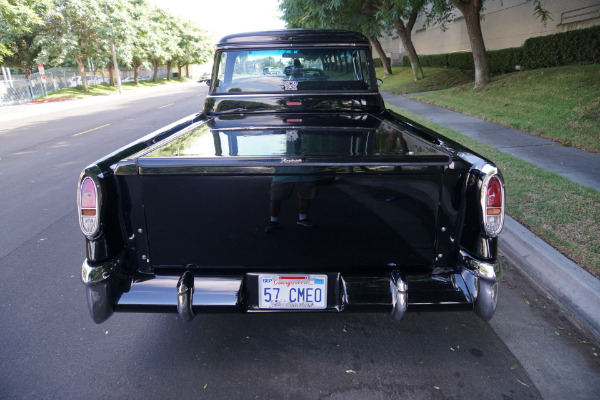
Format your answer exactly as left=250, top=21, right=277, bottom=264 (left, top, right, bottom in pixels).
left=152, top=60, right=159, bottom=82
left=451, top=0, right=489, bottom=88
left=185, top=64, right=189, bottom=78
left=167, top=60, right=172, bottom=80
left=107, top=62, right=115, bottom=86
left=74, top=54, right=88, bottom=91
left=394, top=19, right=423, bottom=81
left=370, top=37, right=393, bottom=76
left=177, top=64, right=183, bottom=78
left=133, top=59, right=141, bottom=85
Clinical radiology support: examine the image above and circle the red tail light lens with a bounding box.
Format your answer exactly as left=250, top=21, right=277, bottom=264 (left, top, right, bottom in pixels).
left=80, top=177, right=97, bottom=212
left=78, top=176, right=99, bottom=237
left=487, top=176, right=502, bottom=214
left=484, top=175, right=504, bottom=236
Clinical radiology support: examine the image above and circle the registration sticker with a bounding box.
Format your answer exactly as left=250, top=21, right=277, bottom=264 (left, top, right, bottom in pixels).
left=259, top=274, right=327, bottom=309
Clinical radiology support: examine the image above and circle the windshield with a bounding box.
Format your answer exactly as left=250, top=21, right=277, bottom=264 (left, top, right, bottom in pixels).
left=212, top=48, right=375, bottom=93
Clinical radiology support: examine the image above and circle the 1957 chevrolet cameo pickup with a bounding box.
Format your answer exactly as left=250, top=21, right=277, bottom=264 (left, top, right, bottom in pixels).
left=78, top=30, right=505, bottom=324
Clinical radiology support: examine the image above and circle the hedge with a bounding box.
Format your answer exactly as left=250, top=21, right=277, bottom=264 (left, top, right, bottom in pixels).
left=488, top=47, right=524, bottom=74
left=373, top=57, right=391, bottom=68
left=523, top=25, right=600, bottom=69
left=404, top=49, right=519, bottom=74
left=398, top=25, right=598, bottom=73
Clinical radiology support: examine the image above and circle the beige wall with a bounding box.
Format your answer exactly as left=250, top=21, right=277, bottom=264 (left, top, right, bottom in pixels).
left=377, top=0, right=600, bottom=60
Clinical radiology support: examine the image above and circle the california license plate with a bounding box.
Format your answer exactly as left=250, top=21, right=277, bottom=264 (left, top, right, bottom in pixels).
left=259, top=274, right=327, bottom=309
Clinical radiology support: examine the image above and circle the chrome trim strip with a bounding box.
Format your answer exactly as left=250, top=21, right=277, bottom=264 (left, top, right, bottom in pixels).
left=210, top=125, right=373, bottom=132
left=207, top=92, right=380, bottom=98
left=216, top=43, right=368, bottom=50
left=136, top=157, right=451, bottom=169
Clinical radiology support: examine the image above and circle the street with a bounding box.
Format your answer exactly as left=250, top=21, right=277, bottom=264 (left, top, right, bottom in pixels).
left=0, top=82, right=598, bottom=399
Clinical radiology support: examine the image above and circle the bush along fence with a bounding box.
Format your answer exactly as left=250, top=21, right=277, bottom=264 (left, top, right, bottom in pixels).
left=0, top=66, right=169, bottom=106
left=402, top=25, right=600, bottom=74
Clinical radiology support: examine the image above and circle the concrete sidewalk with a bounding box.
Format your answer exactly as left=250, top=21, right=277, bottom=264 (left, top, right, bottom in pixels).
left=382, top=90, right=600, bottom=340
left=381, top=91, right=600, bottom=193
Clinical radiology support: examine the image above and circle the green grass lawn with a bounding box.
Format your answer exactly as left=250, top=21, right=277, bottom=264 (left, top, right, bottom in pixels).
left=387, top=105, right=600, bottom=278
left=38, top=77, right=192, bottom=100
left=410, top=65, right=600, bottom=153
left=375, top=66, right=472, bottom=94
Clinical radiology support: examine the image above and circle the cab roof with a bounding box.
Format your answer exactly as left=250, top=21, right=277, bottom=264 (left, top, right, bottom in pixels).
left=216, top=29, right=370, bottom=49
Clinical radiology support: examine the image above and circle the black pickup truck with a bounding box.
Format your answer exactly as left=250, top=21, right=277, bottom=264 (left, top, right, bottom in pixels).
left=78, top=30, right=504, bottom=324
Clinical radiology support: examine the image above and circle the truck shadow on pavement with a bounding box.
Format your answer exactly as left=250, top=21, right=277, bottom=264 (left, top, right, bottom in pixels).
left=121, top=311, right=541, bottom=399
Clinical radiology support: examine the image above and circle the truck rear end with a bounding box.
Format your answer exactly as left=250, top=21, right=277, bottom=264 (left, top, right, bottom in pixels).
left=78, top=29, right=504, bottom=324
left=79, top=111, right=504, bottom=323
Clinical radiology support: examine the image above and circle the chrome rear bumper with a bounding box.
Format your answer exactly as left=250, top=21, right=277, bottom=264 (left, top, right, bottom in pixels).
left=81, top=251, right=501, bottom=324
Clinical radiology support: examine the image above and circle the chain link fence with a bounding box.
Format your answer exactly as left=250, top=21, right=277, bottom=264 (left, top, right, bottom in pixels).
left=0, top=66, right=169, bottom=106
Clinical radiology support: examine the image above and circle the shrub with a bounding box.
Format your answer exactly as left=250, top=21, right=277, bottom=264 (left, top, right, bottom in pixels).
left=373, top=57, right=391, bottom=68
left=523, top=25, right=600, bottom=69
left=487, top=47, right=524, bottom=74
left=395, top=26, right=598, bottom=75
left=447, top=52, right=474, bottom=70
left=420, top=53, right=448, bottom=68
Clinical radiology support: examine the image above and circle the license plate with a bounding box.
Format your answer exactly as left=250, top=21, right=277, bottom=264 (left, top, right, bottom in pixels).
left=259, top=274, right=327, bottom=309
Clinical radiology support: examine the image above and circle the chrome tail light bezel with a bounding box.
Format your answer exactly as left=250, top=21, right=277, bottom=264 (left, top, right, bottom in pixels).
left=480, top=164, right=505, bottom=237
left=77, top=171, right=103, bottom=239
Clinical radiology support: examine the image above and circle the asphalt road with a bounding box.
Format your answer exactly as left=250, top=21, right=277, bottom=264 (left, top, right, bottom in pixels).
left=0, top=83, right=598, bottom=399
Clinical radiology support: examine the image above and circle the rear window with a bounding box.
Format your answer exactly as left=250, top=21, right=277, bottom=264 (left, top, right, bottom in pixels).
left=213, top=48, right=375, bottom=93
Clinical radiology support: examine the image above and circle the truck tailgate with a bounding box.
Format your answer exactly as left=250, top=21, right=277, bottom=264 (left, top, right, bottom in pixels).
left=119, top=113, right=456, bottom=271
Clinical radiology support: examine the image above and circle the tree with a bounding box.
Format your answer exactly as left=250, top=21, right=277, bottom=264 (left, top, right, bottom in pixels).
left=103, top=0, right=135, bottom=86
left=173, top=20, right=213, bottom=79
left=376, top=0, right=428, bottom=80
left=280, top=0, right=452, bottom=81
left=0, top=0, right=51, bottom=63
left=449, top=0, right=487, bottom=87
left=280, top=0, right=395, bottom=76
left=36, top=0, right=111, bottom=91
left=127, top=0, right=152, bottom=84
left=2, top=30, right=42, bottom=77
left=145, top=6, right=179, bottom=82
left=448, top=0, right=551, bottom=88
left=377, top=0, right=454, bottom=81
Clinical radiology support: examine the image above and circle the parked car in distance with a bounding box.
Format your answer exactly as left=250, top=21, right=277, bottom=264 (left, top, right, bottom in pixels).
left=288, top=68, right=327, bottom=81
left=262, top=67, right=281, bottom=75
left=78, top=29, right=505, bottom=325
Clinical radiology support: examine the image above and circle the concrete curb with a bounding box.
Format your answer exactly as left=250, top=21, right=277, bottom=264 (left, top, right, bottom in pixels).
left=500, top=216, right=600, bottom=339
